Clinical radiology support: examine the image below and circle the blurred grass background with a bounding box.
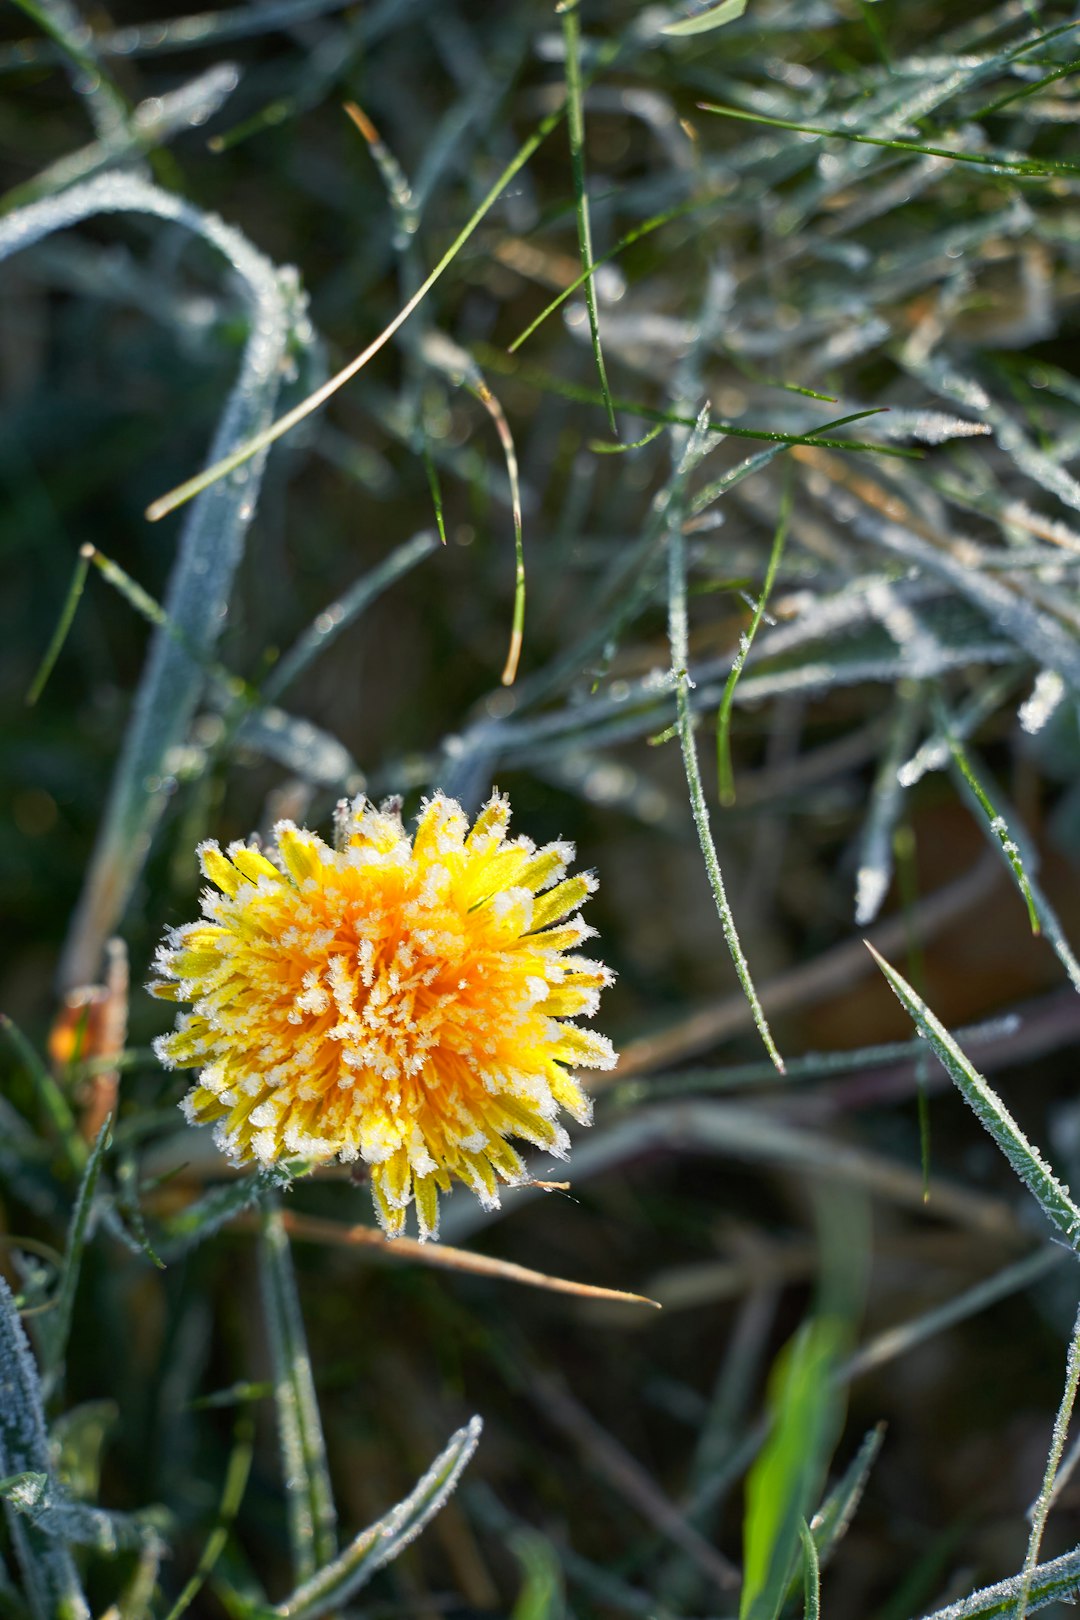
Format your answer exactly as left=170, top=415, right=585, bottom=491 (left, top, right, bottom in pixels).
left=5, top=0, right=1080, bottom=1615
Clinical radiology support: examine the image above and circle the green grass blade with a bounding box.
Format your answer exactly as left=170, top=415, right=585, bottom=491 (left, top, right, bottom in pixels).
left=1019, top=1299, right=1080, bottom=1620
left=697, top=100, right=1080, bottom=177
left=161, top=1419, right=253, bottom=1620
left=269, top=1415, right=482, bottom=1619
left=807, top=1425, right=885, bottom=1578
left=668, top=419, right=784, bottom=1073
left=25, top=547, right=90, bottom=706
left=259, top=1200, right=337, bottom=1585
left=740, top=1318, right=842, bottom=1620
left=938, top=713, right=1040, bottom=933
left=716, top=475, right=791, bottom=805
left=561, top=0, right=615, bottom=435
left=799, top=1519, right=821, bottom=1620
left=42, top=1117, right=112, bottom=1390
left=869, top=947, right=1080, bottom=1249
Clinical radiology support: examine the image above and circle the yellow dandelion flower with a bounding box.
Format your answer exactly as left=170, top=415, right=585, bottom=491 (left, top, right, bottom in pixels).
left=151, top=793, right=616, bottom=1239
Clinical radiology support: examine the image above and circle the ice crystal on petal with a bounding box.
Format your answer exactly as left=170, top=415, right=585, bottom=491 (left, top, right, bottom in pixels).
left=151, top=793, right=616, bottom=1240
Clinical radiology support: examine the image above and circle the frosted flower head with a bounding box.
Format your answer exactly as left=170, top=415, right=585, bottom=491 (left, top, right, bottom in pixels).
left=151, top=793, right=616, bottom=1239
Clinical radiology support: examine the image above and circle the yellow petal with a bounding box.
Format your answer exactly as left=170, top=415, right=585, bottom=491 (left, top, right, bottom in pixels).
left=530, top=874, right=595, bottom=931
left=198, top=843, right=241, bottom=896
left=229, top=846, right=283, bottom=885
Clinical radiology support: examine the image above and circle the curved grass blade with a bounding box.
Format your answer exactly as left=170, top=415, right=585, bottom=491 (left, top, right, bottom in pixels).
left=0, top=173, right=303, bottom=991
left=144, top=55, right=626, bottom=522
left=1020, top=1299, right=1080, bottom=1620
left=259, top=1201, right=337, bottom=1585
left=25, top=547, right=90, bottom=707
left=869, top=947, right=1080, bottom=1249
left=0, top=1277, right=89, bottom=1620
left=662, top=0, right=747, bottom=35
left=268, top=1415, right=482, bottom=1619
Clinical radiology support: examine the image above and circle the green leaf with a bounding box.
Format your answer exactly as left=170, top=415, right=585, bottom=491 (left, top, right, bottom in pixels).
left=869, top=947, right=1080, bottom=1251
left=740, top=1318, right=843, bottom=1620
left=662, top=0, right=747, bottom=36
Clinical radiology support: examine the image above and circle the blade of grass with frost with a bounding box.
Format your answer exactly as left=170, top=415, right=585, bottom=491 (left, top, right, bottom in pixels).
left=661, top=0, right=746, bottom=35
left=741, top=1318, right=843, bottom=1620
left=716, top=476, right=791, bottom=806
left=41, top=1118, right=111, bottom=1392
left=668, top=412, right=784, bottom=1072
left=942, top=726, right=1039, bottom=934
left=809, top=1424, right=885, bottom=1570
left=84, top=544, right=361, bottom=791
left=0, top=1277, right=89, bottom=1620
left=0, top=174, right=302, bottom=990
left=623, top=1013, right=1019, bottom=1101
left=939, top=745, right=1080, bottom=991
left=800, top=1521, right=821, bottom=1620
left=696, top=101, right=1080, bottom=177
left=158, top=1167, right=290, bottom=1259
left=25, top=546, right=90, bottom=706
left=898, top=669, right=1024, bottom=788
left=262, top=529, right=438, bottom=702
left=259, top=1202, right=337, bottom=1584
left=162, top=1419, right=253, bottom=1620
left=869, top=947, right=1080, bottom=1250
left=82, top=546, right=253, bottom=705
left=919, top=1544, right=1080, bottom=1620
left=561, top=0, right=615, bottom=434
left=267, top=1416, right=482, bottom=1620
left=842, top=1242, right=1064, bottom=1387
left=1019, top=1299, right=1080, bottom=1620
left=854, top=682, right=923, bottom=926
